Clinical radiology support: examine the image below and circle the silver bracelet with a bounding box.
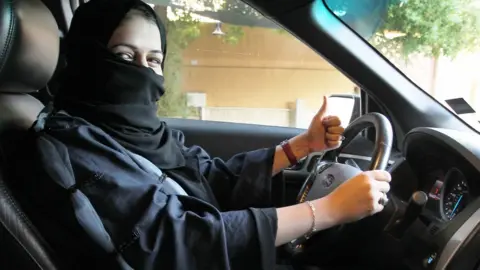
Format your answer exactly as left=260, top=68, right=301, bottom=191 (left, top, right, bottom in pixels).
left=304, top=200, right=317, bottom=240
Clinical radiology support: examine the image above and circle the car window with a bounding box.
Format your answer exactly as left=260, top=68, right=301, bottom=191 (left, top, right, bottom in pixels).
left=150, top=0, right=359, bottom=128
left=323, top=0, right=480, bottom=130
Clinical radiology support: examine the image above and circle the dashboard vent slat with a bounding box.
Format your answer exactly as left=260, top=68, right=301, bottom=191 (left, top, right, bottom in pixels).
left=429, top=225, right=440, bottom=235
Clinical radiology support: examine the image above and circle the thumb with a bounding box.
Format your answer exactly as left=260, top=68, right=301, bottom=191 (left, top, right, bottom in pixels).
left=317, top=96, right=328, bottom=117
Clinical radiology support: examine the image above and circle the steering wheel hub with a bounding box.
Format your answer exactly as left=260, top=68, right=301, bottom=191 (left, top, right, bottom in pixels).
left=299, top=162, right=363, bottom=202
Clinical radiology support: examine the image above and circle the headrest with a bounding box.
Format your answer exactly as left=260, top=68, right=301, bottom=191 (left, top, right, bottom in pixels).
left=0, top=0, right=59, bottom=93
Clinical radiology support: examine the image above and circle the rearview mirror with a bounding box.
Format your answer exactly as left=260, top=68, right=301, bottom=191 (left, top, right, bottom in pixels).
left=323, top=0, right=390, bottom=39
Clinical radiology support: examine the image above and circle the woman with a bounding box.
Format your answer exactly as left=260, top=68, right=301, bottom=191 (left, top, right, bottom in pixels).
left=11, top=0, right=391, bottom=269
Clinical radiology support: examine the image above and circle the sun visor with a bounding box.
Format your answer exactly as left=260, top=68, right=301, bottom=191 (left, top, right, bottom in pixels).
left=324, top=0, right=394, bottom=39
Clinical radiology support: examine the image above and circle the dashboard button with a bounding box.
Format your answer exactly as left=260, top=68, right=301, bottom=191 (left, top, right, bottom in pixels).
left=422, top=252, right=437, bottom=268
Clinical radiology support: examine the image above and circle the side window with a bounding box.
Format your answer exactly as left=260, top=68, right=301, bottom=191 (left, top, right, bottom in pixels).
left=152, top=0, right=359, bottom=128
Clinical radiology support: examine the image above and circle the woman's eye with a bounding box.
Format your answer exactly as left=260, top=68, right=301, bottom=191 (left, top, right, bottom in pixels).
left=148, top=57, right=162, bottom=66
left=116, top=53, right=134, bottom=61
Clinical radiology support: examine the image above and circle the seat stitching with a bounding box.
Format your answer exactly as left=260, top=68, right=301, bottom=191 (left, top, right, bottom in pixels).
left=0, top=1, right=16, bottom=73
left=0, top=180, right=49, bottom=269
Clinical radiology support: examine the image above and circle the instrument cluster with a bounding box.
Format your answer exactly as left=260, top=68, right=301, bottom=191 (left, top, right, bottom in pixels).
left=426, top=167, right=470, bottom=221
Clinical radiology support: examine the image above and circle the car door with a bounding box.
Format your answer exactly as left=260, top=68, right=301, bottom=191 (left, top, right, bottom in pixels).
left=164, top=118, right=301, bottom=160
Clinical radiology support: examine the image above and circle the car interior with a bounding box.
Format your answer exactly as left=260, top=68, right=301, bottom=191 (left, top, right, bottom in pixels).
left=1, top=0, right=480, bottom=269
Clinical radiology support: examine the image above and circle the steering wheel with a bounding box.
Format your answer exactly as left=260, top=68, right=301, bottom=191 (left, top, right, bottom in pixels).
left=288, top=112, right=394, bottom=253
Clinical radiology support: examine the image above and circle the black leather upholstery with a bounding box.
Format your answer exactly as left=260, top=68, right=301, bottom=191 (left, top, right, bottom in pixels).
left=0, top=0, right=59, bottom=93
left=0, top=0, right=60, bottom=269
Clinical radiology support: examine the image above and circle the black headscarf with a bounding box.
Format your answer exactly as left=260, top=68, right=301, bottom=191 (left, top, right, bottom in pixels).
left=54, top=0, right=186, bottom=169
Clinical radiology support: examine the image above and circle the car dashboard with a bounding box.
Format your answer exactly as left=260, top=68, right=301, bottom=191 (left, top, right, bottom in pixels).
left=399, top=128, right=480, bottom=221
left=285, top=127, right=480, bottom=270
left=389, top=127, right=480, bottom=269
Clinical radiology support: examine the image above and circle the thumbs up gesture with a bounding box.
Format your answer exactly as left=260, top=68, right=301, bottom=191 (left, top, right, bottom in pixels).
left=305, top=96, right=345, bottom=152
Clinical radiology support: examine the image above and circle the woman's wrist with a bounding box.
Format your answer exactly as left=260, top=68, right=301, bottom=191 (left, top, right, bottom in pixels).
left=272, top=133, right=313, bottom=176
left=275, top=197, right=340, bottom=246
left=287, top=133, right=311, bottom=160
left=312, top=197, right=338, bottom=231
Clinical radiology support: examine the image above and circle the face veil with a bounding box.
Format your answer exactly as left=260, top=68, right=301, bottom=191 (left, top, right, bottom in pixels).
left=54, top=0, right=186, bottom=169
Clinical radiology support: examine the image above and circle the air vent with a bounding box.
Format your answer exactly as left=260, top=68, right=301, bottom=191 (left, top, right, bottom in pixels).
left=429, top=225, right=440, bottom=235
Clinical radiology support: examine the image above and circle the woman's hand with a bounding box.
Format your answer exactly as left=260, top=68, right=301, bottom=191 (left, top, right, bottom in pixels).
left=272, top=96, right=345, bottom=175
left=316, top=170, right=391, bottom=227
left=304, top=96, right=345, bottom=153
left=274, top=170, right=391, bottom=246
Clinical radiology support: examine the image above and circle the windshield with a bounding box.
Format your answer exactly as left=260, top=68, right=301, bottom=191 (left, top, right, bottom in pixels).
left=323, top=0, right=480, bottom=130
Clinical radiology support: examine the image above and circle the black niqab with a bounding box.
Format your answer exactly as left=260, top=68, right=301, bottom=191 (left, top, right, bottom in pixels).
left=55, top=0, right=185, bottom=169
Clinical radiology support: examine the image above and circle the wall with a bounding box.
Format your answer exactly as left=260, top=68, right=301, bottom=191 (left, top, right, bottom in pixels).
left=178, top=23, right=480, bottom=126
left=180, top=24, right=355, bottom=112
left=434, top=52, right=480, bottom=109
left=203, top=107, right=291, bottom=126
left=392, top=52, right=480, bottom=112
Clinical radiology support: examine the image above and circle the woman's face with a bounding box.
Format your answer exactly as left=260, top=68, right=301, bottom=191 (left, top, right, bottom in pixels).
left=107, top=11, right=164, bottom=75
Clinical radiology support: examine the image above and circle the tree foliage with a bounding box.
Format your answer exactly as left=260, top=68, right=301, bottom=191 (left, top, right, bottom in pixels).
left=371, top=0, right=480, bottom=60
left=157, top=12, right=201, bottom=117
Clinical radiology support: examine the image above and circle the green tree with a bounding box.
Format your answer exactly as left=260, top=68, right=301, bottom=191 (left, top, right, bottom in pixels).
left=371, top=0, right=480, bottom=60
left=156, top=9, right=201, bottom=118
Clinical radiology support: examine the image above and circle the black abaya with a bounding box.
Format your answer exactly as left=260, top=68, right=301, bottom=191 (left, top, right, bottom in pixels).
left=11, top=111, right=279, bottom=270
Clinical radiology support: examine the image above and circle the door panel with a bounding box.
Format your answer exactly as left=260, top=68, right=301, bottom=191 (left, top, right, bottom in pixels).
left=164, top=118, right=304, bottom=160
left=164, top=118, right=305, bottom=207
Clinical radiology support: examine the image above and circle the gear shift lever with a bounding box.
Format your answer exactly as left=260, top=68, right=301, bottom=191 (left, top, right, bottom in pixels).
left=390, top=191, right=428, bottom=238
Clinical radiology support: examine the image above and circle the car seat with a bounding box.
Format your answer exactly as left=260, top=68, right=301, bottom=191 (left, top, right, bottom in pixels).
left=0, top=0, right=61, bottom=269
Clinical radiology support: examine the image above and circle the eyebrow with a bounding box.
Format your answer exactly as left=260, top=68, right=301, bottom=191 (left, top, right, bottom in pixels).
left=110, top=43, right=163, bottom=54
